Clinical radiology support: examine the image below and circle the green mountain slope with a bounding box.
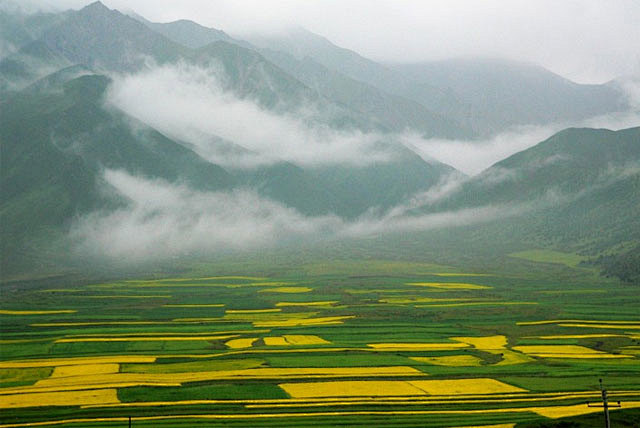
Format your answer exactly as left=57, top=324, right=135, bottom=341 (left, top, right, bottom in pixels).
left=413, top=127, right=640, bottom=273
left=1, top=73, right=235, bottom=273
left=431, top=127, right=640, bottom=208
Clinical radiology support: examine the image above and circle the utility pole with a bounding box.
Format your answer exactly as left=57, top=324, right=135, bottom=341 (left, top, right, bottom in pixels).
left=587, top=378, right=621, bottom=428
left=128, top=416, right=131, bottom=428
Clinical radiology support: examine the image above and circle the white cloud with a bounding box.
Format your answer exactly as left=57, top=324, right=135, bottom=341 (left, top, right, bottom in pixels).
left=71, top=170, right=342, bottom=263
left=401, top=125, right=556, bottom=175
left=71, top=170, right=524, bottom=263
left=106, top=62, right=393, bottom=168
left=402, top=89, right=640, bottom=176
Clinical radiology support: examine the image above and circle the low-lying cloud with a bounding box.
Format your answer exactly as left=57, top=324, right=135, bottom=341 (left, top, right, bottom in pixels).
left=404, top=80, right=640, bottom=175
left=71, top=170, right=525, bottom=263
left=107, top=62, right=393, bottom=168
left=105, top=63, right=639, bottom=176
left=402, top=125, right=556, bottom=175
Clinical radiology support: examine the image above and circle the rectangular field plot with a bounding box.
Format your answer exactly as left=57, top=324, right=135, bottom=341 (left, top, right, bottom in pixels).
left=408, top=379, right=526, bottom=395
left=1, top=264, right=639, bottom=427
left=512, top=345, right=632, bottom=359
left=279, top=380, right=428, bottom=398
left=0, top=389, right=119, bottom=409
left=279, top=378, right=525, bottom=398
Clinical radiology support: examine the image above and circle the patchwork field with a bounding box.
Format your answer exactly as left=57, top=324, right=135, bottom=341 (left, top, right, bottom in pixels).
left=1, top=260, right=639, bottom=427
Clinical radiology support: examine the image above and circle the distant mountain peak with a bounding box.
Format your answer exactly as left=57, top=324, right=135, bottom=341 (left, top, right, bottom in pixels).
left=81, top=1, right=110, bottom=13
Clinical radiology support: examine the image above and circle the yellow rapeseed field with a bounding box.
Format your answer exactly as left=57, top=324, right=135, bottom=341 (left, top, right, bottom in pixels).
left=221, top=312, right=315, bottom=322
left=50, top=364, right=119, bottom=378
left=432, top=273, right=491, bottom=277
left=410, top=355, right=482, bottom=367
left=284, top=335, right=330, bottom=345
left=407, top=282, right=492, bottom=290
left=2, top=366, right=423, bottom=395
left=452, top=336, right=507, bottom=350
left=264, top=337, right=289, bottom=346
left=0, top=389, right=119, bottom=409
left=259, top=287, right=312, bottom=293
left=0, top=356, right=156, bottom=369
left=63, top=330, right=263, bottom=338
left=367, top=343, right=469, bottom=351
left=408, top=378, right=526, bottom=395
left=276, top=301, right=337, bottom=307
left=558, top=323, right=640, bottom=330
left=254, top=316, right=355, bottom=327
left=280, top=380, right=427, bottom=398
left=0, top=310, right=76, bottom=315
left=55, top=335, right=239, bottom=343
left=163, top=304, right=224, bottom=307
left=452, top=336, right=532, bottom=365
left=226, top=309, right=281, bottom=313
left=379, top=298, right=475, bottom=304
left=512, top=345, right=631, bottom=359
left=225, top=338, right=258, bottom=349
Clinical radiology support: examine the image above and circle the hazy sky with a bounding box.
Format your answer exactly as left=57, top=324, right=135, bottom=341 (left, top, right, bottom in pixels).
left=22, top=0, right=640, bottom=84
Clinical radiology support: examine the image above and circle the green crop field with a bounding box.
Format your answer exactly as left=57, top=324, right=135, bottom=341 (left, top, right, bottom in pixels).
left=1, top=255, right=639, bottom=428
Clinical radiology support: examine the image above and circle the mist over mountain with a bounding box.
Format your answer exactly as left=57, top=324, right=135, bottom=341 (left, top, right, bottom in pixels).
left=0, top=1, right=638, bottom=281
left=247, top=28, right=629, bottom=137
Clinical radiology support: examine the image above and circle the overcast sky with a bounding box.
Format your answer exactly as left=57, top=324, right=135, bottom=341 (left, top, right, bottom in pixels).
left=17, top=0, right=640, bottom=83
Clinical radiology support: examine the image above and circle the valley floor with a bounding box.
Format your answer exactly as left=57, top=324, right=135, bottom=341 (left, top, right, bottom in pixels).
left=1, top=257, right=639, bottom=427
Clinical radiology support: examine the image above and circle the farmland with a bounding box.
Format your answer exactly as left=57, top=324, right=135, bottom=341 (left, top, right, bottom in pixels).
left=1, top=259, right=639, bottom=427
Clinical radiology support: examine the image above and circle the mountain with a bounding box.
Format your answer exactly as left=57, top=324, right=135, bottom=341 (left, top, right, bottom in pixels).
left=390, top=59, right=628, bottom=134
left=247, top=28, right=628, bottom=136
left=251, top=48, right=471, bottom=138
left=0, top=1, right=185, bottom=91
left=130, top=16, right=471, bottom=137
left=0, top=72, right=235, bottom=273
left=3, top=2, right=635, bottom=281
left=414, top=127, right=640, bottom=262
left=130, top=14, right=241, bottom=50
left=427, top=127, right=639, bottom=208
left=0, top=7, right=68, bottom=58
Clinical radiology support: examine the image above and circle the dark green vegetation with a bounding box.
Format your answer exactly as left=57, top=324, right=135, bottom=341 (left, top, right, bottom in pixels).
left=412, top=126, right=640, bottom=280
left=0, top=258, right=639, bottom=427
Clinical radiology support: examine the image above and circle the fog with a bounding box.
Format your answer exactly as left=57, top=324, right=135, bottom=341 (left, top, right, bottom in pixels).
left=107, top=63, right=393, bottom=168
left=405, top=78, right=640, bottom=175
left=71, top=170, right=524, bottom=262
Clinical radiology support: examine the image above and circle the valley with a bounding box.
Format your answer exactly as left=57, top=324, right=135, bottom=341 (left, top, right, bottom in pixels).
left=1, top=2, right=638, bottom=427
